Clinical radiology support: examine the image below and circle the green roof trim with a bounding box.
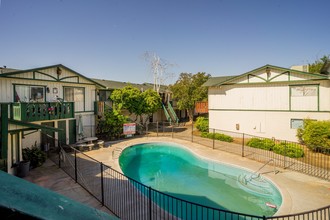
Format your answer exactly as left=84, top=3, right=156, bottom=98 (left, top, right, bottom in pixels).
left=0, top=64, right=106, bottom=89
left=204, top=64, right=329, bottom=87
left=203, top=76, right=236, bottom=87
left=0, top=171, right=116, bottom=219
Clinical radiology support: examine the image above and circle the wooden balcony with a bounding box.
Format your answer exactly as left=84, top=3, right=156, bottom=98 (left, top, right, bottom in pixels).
left=11, top=102, right=74, bottom=122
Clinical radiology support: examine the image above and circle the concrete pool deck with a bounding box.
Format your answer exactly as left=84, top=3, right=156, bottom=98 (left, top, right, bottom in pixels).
left=84, top=137, right=330, bottom=217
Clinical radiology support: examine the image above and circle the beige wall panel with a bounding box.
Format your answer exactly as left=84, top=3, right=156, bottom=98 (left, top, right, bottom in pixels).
left=209, top=84, right=289, bottom=110
left=247, top=75, right=265, bottom=83
left=270, top=72, right=289, bottom=82
left=21, top=131, right=41, bottom=150
left=319, top=81, right=330, bottom=110
left=209, top=110, right=330, bottom=142
left=289, top=73, right=316, bottom=81
left=291, top=96, right=318, bottom=111
left=9, top=72, right=34, bottom=79
left=0, top=78, right=13, bottom=102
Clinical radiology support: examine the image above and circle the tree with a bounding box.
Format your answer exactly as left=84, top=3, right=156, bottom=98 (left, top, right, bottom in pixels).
left=144, top=51, right=175, bottom=93
left=102, top=108, right=128, bottom=139
left=308, top=55, right=329, bottom=73
left=169, top=72, right=210, bottom=122
left=141, top=89, right=162, bottom=123
left=111, top=85, right=161, bottom=124
left=111, top=85, right=144, bottom=119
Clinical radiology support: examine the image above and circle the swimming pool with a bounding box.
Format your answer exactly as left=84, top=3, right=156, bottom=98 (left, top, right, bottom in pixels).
left=119, top=142, right=282, bottom=216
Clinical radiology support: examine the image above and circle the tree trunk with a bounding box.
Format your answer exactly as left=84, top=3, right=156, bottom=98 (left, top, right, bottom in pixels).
left=187, top=108, right=194, bottom=122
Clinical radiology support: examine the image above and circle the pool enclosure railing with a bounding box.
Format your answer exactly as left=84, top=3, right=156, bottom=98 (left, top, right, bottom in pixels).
left=133, top=121, right=329, bottom=181
left=94, top=121, right=329, bottom=181
left=48, top=137, right=330, bottom=219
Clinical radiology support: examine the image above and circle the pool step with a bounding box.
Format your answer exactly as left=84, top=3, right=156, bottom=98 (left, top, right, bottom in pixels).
left=237, top=174, right=273, bottom=196
left=112, top=147, right=123, bottom=159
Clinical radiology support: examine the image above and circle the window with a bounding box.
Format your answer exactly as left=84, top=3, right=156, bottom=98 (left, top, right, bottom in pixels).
left=290, top=85, right=318, bottom=111
left=290, top=119, right=304, bottom=129
left=64, top=87, right=85, bottom=112
left=99, top=90, right=111, bottom=101
left=14, top=85, right=45, bottom=102
left=291, top=86, right=317, bottom=97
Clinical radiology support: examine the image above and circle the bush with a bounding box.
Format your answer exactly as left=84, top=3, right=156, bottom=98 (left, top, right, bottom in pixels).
left=247, top=138, right=275, bottom=150
left=201, top=132, right=233, bottom=142
left=300, top=120, right=330, bottom=152
left=22, top=146, right=47, bottom=168
left=273, top=142, right=304, bottom=158
left=195, top=117, right=209, bottom=132
left=247, top=138, right=304, bottom=158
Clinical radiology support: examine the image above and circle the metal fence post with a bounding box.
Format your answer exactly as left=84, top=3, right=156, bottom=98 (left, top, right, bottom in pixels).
left=172, top=124, right=174, bottom=138
left=149, top=186, right=152, bottom=220
left=284, top=140, right=287, bottom=169
left=74, top=150, right=77, bottom=183
left=100, top=162, right=104, bottom=206
left=58, top=148, right=61, bottom=168
left=157, top=121, right=159, bottom=137
left=191, top=120, right=194, bottom=142
left=212, top=129, right=215, bottom=149
left=242, top=133, right=245, bottom=157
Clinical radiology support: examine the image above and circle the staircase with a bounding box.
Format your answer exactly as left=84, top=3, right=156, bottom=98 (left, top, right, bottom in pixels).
left=162, top=102, right=179, bottom=125
left=162, top=104, right=172, bottom=124
left=167, top=102, right=179, bottom=124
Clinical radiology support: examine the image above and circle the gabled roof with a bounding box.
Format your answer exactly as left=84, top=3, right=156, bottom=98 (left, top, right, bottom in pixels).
left=92, top=78, right=169, bottom=93
left=203, top=76, right=236, bottom=87
left=0, top=67, right=19, bottom=74
left=204, top=64, right=329, bottom=87
left=0, top=64, right=106, bottom=88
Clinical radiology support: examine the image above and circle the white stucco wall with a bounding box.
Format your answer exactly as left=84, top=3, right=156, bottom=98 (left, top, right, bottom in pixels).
left=208, top=69, right=330, bottom=142
left=209, top=110, right=330, bottom=142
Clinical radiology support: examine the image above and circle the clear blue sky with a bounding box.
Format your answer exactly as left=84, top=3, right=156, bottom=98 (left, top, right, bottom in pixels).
left=0, top=0, right=329, bottom=84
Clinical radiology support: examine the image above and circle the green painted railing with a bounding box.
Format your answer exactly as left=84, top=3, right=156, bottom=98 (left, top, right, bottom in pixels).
left=161, top=103, right=171, bottom=124
left=167, top=102, right=179, bottom=124
left=11, top=102, right=74, bottom=122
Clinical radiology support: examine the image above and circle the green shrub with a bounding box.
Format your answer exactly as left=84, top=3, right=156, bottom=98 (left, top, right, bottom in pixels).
left=195, top=117, right=209, bottom=132
left=273, top=142, right=304, bottom=158
left=247, top=138, right=304, bottom=158
left=247, top=138, right=275, bottom=150
left=22, top=146, right=47, bottom=168
left=201, top=132, right=233, bottom=142
left=300, top=120, right=330, bottom=152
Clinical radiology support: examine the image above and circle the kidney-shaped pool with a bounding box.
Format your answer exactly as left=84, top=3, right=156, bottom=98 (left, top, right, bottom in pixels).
left=119, top=142, right=282, bottom=216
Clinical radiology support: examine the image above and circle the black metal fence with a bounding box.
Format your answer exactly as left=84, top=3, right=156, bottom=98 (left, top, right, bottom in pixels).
left=51, top=121, right=330, bottom=219
left=49, top=142, right=330, bottom=220
left=140, top=122, right=329, bottom=181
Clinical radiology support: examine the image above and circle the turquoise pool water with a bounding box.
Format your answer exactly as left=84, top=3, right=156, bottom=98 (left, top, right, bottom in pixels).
left=119, top=142, right=282, bottom=216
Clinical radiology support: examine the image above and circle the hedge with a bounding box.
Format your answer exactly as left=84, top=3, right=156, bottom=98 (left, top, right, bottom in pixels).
left=247, top=138, right=304, bottom=158
left=195, top=117, right=209, bottom=132
left=201, top=132, right=233, bottom=142
left=246, top=138, right=274, bottom=150
left=273, top=142, right=304, bottom=158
